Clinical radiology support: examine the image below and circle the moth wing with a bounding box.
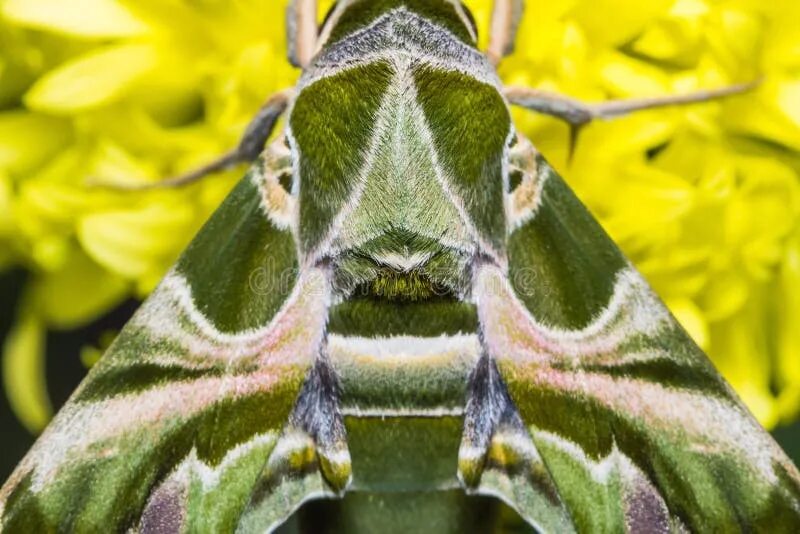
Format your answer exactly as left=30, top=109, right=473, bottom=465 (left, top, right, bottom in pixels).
left=0, top=169, right=331, bottom=532
left=474, top=156, right=800, bottom=532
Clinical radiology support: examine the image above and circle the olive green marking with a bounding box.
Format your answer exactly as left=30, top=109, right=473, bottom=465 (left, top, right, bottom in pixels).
left=522, top=433, right=627, bottom=533
left=349, top=230, right=453, bottom=257
left=184, top=435, right=278, bottom=533
left=336, top=350, right=472, bottom=412
left=501, top=367, right=798, bottom=533
left=508, top=159, right=627, bottom=329
left=477, top=461, right=573, bottom=532
left=1, top=476, right=49, bottom=534
left=327, top=0, right=475, bottom=47
left=74, top=363, right=223, bottom=402
left=196, top=373, right=304, bottom=465
left=102, top=326, right=188, bottom=365
left=580, top=339, right=729, bottom=398
left=177, top=172, right=298, bottom=333
left=1, top=372, right=303, bottom=532
left=291, top=61, right=394, bottom=251
left=345, top=416, right=463, bottom=491
left=332, top=75, right=472, bottom=261
left=328, top=297, right=478, bottom=337
left=413, top=65, right=510, bottom=251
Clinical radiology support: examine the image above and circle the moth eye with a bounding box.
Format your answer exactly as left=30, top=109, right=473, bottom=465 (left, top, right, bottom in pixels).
left=278, top=170, right=293, bottom=193
left=508, top=167, right=524, bottom=192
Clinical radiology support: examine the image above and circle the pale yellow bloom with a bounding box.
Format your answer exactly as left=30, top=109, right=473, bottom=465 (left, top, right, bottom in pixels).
left=0, top=0, right=799, bottom=432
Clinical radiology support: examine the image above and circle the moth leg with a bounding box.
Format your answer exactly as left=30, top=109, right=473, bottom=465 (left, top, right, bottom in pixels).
left=287, top=0, right=319, bottom=68
left=93, top=89, right=293, bottom=190
left=507, top=134, right=543, bottom=230
left=504, top=81, right=759, bottom=156
left=487, top=0, right=525, bottom=65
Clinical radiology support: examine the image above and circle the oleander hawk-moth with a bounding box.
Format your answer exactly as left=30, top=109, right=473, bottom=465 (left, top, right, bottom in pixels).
left=2, top=1, right=799, bottom=532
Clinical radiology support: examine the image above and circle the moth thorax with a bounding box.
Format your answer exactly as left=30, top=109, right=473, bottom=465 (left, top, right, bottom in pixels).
left=331, top=232, right=471, bottom=302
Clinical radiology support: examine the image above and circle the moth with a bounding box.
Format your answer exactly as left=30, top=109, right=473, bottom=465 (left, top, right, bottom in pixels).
left=2, top=0, right=799, bottom=532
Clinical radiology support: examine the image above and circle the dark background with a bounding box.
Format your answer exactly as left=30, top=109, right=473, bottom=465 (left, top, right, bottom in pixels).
left=1, top=268, right=799, bottom=480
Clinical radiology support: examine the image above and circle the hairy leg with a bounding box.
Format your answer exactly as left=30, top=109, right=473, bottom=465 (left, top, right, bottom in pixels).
left=504, top=81, right=759, bottom=157
left=487, top=0, right=525, bottom=66
left=287, top=0, right=319, bottom=69
left=504, top=81, right=759, bottom=125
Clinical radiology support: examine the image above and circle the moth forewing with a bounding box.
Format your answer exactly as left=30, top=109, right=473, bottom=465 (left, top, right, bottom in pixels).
left=1, top=0, right=799, bottom=533
left=466, top=140, right=800, bottom=531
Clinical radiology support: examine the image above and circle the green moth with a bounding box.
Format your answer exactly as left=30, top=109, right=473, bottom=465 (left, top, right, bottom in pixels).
left=1, top=0, right=798, bottom=532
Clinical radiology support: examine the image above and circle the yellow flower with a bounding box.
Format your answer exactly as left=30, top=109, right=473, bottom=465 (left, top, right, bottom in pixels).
left=0, top=0, right=799, bottom=433
left=503, top=0, right=800, bottom=427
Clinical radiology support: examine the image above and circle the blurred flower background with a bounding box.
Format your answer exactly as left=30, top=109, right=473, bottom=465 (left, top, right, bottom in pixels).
left=0, top=0, right=799, bottom=474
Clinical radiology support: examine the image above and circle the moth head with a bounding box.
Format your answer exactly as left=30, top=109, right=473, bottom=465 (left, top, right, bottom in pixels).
left=315, top=1, right=479, bottom=54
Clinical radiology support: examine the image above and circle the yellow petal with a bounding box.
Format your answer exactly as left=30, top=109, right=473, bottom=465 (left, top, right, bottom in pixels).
left=570, top=0, right=673, bottom=47
left=701, top=271, right=749, bottom=321
left=722, top=79, right=800, bottom=151
left=87, top=140, right=159, bottom=187
left=596, top=51, right=672, bottom=97
left=2, top=0, right=147, bottom=39
left=775, top=79, right=800, bottom=127
left=669, top=0, right=709, bottom=18
left=31, top=237, right=70, bottom=272
left=710, top=312, right=778, bottom=428
left=0, top=111, right=72, bottom=175
left=19, top=176, right=94, bottom=227
left=0, top=172, right=16, bottom=268
left=706, top=8, right=763, bottom=74
left=25, top=43, right=160, bottom=113
left=632, top=18, right=702, bottom=66
left=33, top=249, right=129, bottom=330
left=2, top=305, right=51, bottom=432
left=77, top=201, right=194, bottom=279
